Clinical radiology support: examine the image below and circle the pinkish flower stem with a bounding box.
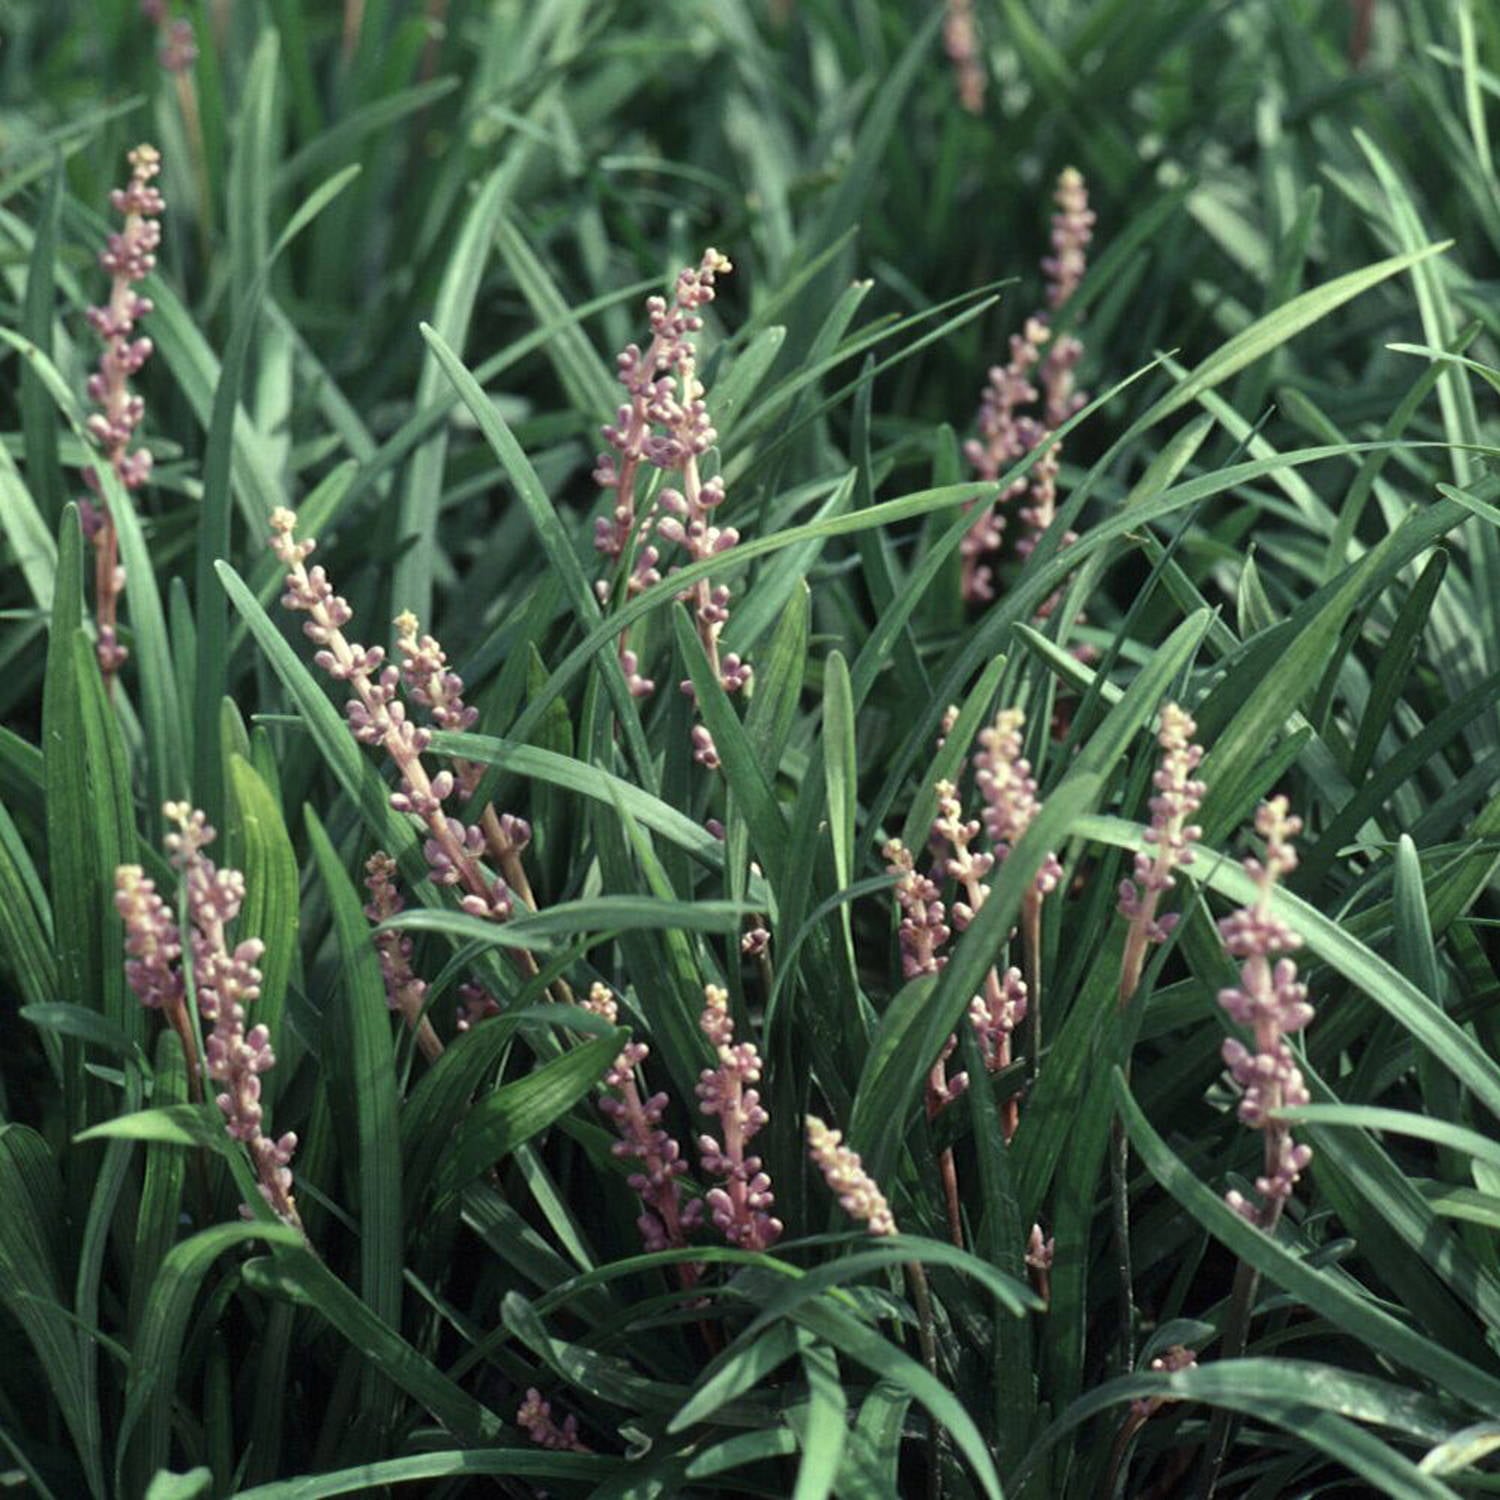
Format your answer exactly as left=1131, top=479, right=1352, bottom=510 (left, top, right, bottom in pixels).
left=93, top=522, right=124, bottom=691
left=83, top=143, right=165, bottom=690
left=933, top=1130, right=963, bottom=1249
left=1019, top=888, right=1044, bottom=1089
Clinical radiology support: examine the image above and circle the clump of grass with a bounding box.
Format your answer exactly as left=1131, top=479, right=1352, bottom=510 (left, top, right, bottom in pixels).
left=1, top=6, right=1498, bottom=1499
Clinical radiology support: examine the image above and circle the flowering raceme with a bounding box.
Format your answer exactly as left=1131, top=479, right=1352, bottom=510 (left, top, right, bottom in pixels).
left=362, top=852, right=443, bottom=1061
left=588, top=982, right=783, bottom=1258
left=695, top=985, right=782, bottom=1252
left=962, top=168, right=1095, bottom=604
left=975, top=707, right=1064, bottom=896
left=943, top=0, right=986, bottom=114
left=884, top=706, right=1064, bottom=1145
left=1216, top=797, right=1315, bottom=1227
left=585, top=982, right=702, bottom=1256
left=1117, top=703, right=1206, bottom=1005
left=517, top=1388, right=588, bottom=1452
left=592, top=251, right=750, bottom=765
left=806, top=1116, right=896, bottom=1237
left=116, top=805, right=300, bottom=1226
left=81, top=144, right=164, bottom=685
left=269, top=510, right=554, bottom=1016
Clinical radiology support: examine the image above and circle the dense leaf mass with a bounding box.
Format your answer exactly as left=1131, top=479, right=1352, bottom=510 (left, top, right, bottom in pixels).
left=0, top=2, right=1498, bottom=1497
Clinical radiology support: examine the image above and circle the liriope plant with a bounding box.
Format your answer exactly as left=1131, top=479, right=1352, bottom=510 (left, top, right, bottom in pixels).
left=1, top=6, right=1498, bottom=1499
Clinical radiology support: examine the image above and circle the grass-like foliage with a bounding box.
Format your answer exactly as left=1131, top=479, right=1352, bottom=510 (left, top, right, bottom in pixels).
left=3, top=1, right=1500, bottom=1496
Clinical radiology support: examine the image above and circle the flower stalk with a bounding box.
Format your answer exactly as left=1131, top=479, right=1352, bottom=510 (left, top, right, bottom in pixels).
left=943, top=0, right=986, bottom=114
left=363, top=853, right=444, bottom=1062
left=517, top=1388, right=589, bottom=1452
left=1216, top=797, right=1314, bottom=1228
left=117, top=805, right=301, bottom=1227
left=1201, top=797, right=1315, bottom=1498
left=975, top=707, right=1060, bottom=1092
left=592, top=251, right=750, bottom=762
left=81, top=144, right=163, bottom=690
left=962, top=168, right=1095, bottom=610
left=269, top=509, right=551, bottom=1007
left=586, top=984, right=703, bottom=1270
left=695, top=985, right=782, bottom=1252
left=1117, top=704, right=1206, bottom=1008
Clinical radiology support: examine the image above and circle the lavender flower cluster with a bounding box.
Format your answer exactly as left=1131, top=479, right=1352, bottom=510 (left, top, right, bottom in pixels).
left=962, top=168, right=1096, bottom=605
left=269, top=510, right=538, bottom=967
left=80, top=144, right=164, bottom=682
left=942, top=0, right=985, bottom=114
left=592, top=251, right=750, bottom=766
left=587, top=981, right=782, bottom=1259
left=695, top=985, right=782, bottom=1252
left=1111, top=712, right=1316, bottom=1223
left=516, top=1387, right=588, bottom=1452
left=585, top=982, right=703, bottom=1255
left=806, top=1115, right=897, bottom=1237
left=1116, top=703, right=1206, bottom=1006
left=1217, top=798, right=1314, bottom=1225
left=116, top=805, right=300, bottom=1225
left=141, top=0, right=198, bottom=72
left=884, top=704, right=1063, bottom=1122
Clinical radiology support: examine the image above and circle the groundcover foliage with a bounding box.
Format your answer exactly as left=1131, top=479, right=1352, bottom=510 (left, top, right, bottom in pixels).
left=2, top=0, right=1500, bottom=1496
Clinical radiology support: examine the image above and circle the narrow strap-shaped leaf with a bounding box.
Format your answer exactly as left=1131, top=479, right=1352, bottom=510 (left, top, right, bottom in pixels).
left=1115, top=1069, right=1500, bottom=1413
left=236, top=1240, right=496, bottom=1440
left=194, top=164, right=360, bottom=828
left=495, top=218, right=617, bottom=421
left=129, top=1030, right=188, bottom=1340
left=229, top=755, right=300, bottom=1104
left=392, top=160, right=521, bottom=629
left=674, top=606, right=787, bottom=894
left=853, top=610, right=1210, bottom=1184
left=0, top=794, right=58, bottom=1015
left=789, top=1297, right=1003, bottom=1500
left=19, top=156, right=64, bottom=527
left=0, top=1125, right=100, bottom=1497
left=305, top=808, right=403, bottom=1333
left=230, top=1448, right=614, bottom=1499
left=432, top=1034, right=620, bottom=1204
left=791, top=1342, right=845, bottom=1500
left=1135, top=240, right=1450, bottom=427
left=117, top=1222, right=303, bottom=1488
left=6, top=334, right=187, bottom=813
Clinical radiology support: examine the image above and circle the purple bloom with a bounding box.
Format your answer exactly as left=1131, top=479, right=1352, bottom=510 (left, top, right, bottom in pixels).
left=593, top=252, right=751, bottom=754
left=961, top=169, right=1095, bottom=606
left=943, top=0, right=986, bottom=114
left=270, top=509, right=513, bottom=930
left=967, top=965, right=1028, bottom=1075
left=517, top=1388, right=588, bottom=1452
left=115, top=864, right=185, bottom=1014
left=1216, top=797, right=1315, bottom=1226
left=116, top=806, right=300, bottom=1226
left=586, top=984, right=703, bottom=1257
left=362, top=852, right=447, bottom=1062
left=974, top=708, right=1063, bottom=895
left=82, top=144, right=164, bottom=682
left=694, top=985, right=782, bottom=1252
left=1118, top=704, right=1206, bottom=941
left=884, top=837, right=951, bottom=979
left=1118, top=703, right=1206, bottom=1007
